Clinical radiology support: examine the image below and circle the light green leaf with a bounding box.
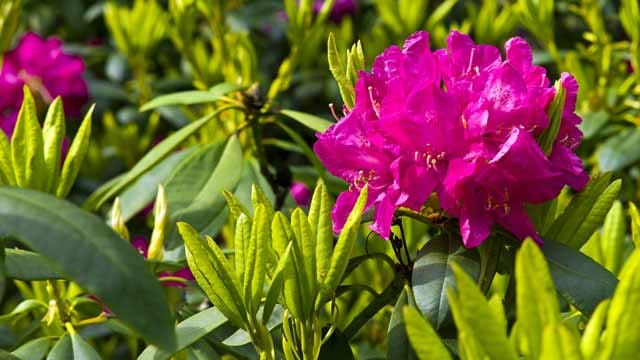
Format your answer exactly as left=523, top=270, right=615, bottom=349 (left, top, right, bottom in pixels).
left=537, top=81, right=565, bottom=155
left=327, top=32, right=354, bottom=108
left=308, top=180, right=334, bottom=284
left=140, top=83, right=242, bottom=111
left=600, top=201, right=626, bottom=274
left=69, top=333, right=101, bottom=360
left=403, top=306, right=451, bottom=360
left=138, top=307, right=229, bottom=360
left=180, top=222, right=245, bottom=327
left=544, top=174, right=621, bottom=249
left=280, top=109, right=333, bottom=133
left=0, top=188, right=176, bottom=350
left=244, top=205, right=269, bottom=315
left=251, top=184, right=274, bottom=221
left=263, top=243, right=292, bottom=324
left=0, top=131, right=14, bottom=186
left=320, top=186, right=368, bottom=306
left=56, top=105, right=94, bottom=198
left=46, top=334, right=72, bottom=360
left=448, top=262, right=517, bottom=360
left=515, top=240, right=560, bottom=359
left=41, top=97, right=65, bottom=192
left=234, top=214, right=251, bottom=285
left=539, top=324, right=583, bottom=360
left=630, top=202, right=640, bottom=248
left=599, top=250, right=640, bottom=359
left=223, top=190, right=251, bottom=226
left=425, top=0, right=458, bottom=30
left=11, top=87, right=46, bottom=190
left=272, top=212, right=304, bottom=320
left=580, top=299, right=609, bottom=358
left=11, top=337, right=50, bottom=360
left=291, top=208, right=316, bottom=301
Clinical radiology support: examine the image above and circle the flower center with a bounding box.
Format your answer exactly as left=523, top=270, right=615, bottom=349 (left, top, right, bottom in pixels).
left=485, top=189, right=511, bottom=215
left=414, top=145, right=446, bottom=170
left=349, top=169, right=375, bottom=191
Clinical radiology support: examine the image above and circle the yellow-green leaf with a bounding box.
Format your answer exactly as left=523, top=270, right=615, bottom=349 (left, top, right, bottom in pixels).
left=403, top=306, right=451, bottom=360
left=515, top=239, right=561, bottom=359
left=11, top=87, right=45, bottom=190
left=0, top=131, right=14, bottom=186
left=580, top=299, right=609, bottom=358
left=308, top=180, right=334, bottom=284
left=600, top=201, right=626, bottom=274
left=56, top=105, right=94, bottom=197
left=291, top=208, right=316, bottom=300
left=539, top=324, right=583, bottom=360
left=41, top=97, right=66, bottom=192
left=628, top=202, right=640, bottom=248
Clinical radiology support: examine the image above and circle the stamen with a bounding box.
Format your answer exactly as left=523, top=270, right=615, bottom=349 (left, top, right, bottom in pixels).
left=367, top=86, right=381, bottom=117
left=329, top=103, right=340, bottom=121
left=466, top=48, right=476, bottom=75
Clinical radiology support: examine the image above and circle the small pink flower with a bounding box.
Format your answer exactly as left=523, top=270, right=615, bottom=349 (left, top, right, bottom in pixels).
left=0, top=32, right=88, bottom=136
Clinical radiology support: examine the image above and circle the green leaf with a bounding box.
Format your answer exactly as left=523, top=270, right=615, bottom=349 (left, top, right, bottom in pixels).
left=138, top=307, right=229, bottom=360
left=327, top=33, right=354, bottom=108
left=263, top=243, right=292, bottom=324
left=539, top=324, right=583, bottom=360
left=46, top=334, right=72, bottom=360
left=244, top=205, right=269, bottom=315
left=320, top=186, right=367, bottom=304
left=41, top=98, right=65, bottom=192
left=318, top=331, right=355, bottom=360
left=69, top=333, right=101, bottom=360
left=537, top=81, right=566, bottom=155
left=56, top=105, right=94, bottom=198
left=272, top=213, right=304, bottom=319
left=11, top=87, right=46, bottom=190
left=5, top=249, right=64, bottom=280
left=403, top=306, right=452, bottom=360
left=0, top=299, right=47, bottom=322
left=11, top=337, right=50, bottom=360
left=411, top=233, right=481, bottom=329
left=545, top=174, right=621, bottom=249
left=425, top=0, right=458, bottom=30
left=291, top=208, right=316, bottom=301
left=387, top=288, right=418, bottom=360
left=599, top=249, right=640, bottom=359
left=447, top=262, right=517, bottom=360
left=87, top=109, right=230, bottom=210
left=180, top=222, right=246, bottom=327
left=630, top=202, right=640, bottom=248
left=598, top=127, right=640, bottom=172
left=234, top=214, right=251, bottom=285
left=308, top=180, right=334, bottom=284
left=140, top=83, right=242, bottom=111
left=167, top=137, right=243, bottom=244
left=541, top=239, right=617, bottom=317
left=515, top=240, right=561, bottom=359
left=600, top=201, right=627, bottom=274
left=0, top=131, right=15, bottom=186
left=280, top=109, right=333, bottom=133
left=580, top=299, right=609, bottom=358
left=119, top=148, right=194, bottom=221
left=0, top=188, right=176, bottom=350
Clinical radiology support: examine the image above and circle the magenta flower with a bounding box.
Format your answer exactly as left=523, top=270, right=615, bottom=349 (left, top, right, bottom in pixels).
left=0, top=32, right=88, bottom=136
left=290, top=181, right=312, bottom=206
left=132, top=235, right=194, bottom=288
left=315, top=31, right=588, bottom=247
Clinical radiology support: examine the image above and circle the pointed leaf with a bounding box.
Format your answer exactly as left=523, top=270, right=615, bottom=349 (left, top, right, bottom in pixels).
left=308, top=180, right=334, bottom=284
left=280, top=109, right=333, bottom=133
left=600, top=201, right=626, bottom=274
left=11, top=337, right=50, bottom=360
left=545, top=175, right=621, bottom=249
left=515, top=240, right=561, bottom=359
left=263, top=243, right=292, bottom=324
left=234, top=214, right=251, bottom=284
left=629, top=202, right=640, bottom=248
left=41, top=97, right=65, bottom=192
left=403, top=306, right=451, bottom=360
left=11, top=87, right=46, bottom=190
left=539, top=324, right=583, bottom=360
left=291, top=208, right=316, bottom=299
left=0, top=131, right=14, bottom=186
left=140, top=83, right=241, bottom=111
left=448, top=262, right=517, bottom=360
left=0, top=188, right=176, bottom=350
left=580, top=299, right=609, bottom=358
left=69, top=333, right=101, bottom=360
left=387, top=288, right=418, bottom=360
left=5, top=249, right=64, bottom=280
left=327, top=33, right=354, bottom=108
left=599, top=250, right=640, bottom=359
left=55, top=105, right=94, bottom=198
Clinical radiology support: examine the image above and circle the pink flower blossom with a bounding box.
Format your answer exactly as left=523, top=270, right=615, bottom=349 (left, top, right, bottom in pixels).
left=0, top=32, right=88, bottom=137
left=315, top=31, right=588, bottom=247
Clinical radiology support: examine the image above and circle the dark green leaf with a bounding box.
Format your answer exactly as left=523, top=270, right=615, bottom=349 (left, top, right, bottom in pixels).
left=387, top=288, right=418, bottom=360
left=542, top=239, right=617, bottom=316
left=598, top=127, right=640, bottom=172
left=11, top=337, right=50, bottom=360
left=411, top=234, right=481, bottom=329
left=0, top=188, right=176, bottom=350
left=319, top=330, right=354, bottom=360
left=5, top=249, right=64, bottom=280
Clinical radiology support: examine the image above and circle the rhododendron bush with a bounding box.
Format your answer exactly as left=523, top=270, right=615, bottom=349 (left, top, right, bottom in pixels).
left=0, top=1, right=639, bottom=359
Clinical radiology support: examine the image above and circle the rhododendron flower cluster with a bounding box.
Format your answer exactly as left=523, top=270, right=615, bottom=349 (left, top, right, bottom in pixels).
left=0, top=32, right=88, bottom=136
left=314, top=31, right=588, bottom=247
